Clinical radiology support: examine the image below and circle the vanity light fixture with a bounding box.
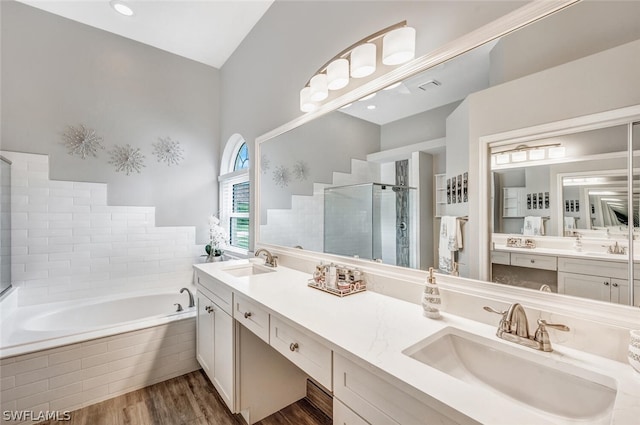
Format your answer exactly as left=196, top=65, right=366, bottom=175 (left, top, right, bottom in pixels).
left=110, top=0, right=134, bottom=16
left=299, top=21, right=416, bottom=112
left=492, top=143, right=564, bottom=166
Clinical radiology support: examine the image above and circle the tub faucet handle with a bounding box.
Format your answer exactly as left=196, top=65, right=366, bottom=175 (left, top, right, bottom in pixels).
left=174, top=303, right=183, bottom=312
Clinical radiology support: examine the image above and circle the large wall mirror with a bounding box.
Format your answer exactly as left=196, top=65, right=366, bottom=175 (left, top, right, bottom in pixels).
left=256, top=1, right=640, bottom=308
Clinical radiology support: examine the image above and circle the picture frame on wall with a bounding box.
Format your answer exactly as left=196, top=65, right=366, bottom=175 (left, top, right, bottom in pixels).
left=532, top=193, right=537, bottom=209
left=447, top=178, right=451, bottom=204
left=457, top=174, right=462, bottom=203
left=544, top=192, right=549, bottom=209
left=451, top=176, right=457, bottom=204
left=538, top=192, right=543, bottom=209
left=527, top=193, right=532, bottom=210
left=463, top=172, right=468, bottom=202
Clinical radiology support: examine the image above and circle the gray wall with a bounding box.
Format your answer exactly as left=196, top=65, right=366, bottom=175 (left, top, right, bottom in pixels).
left=1, top=1, right=220, bottom=243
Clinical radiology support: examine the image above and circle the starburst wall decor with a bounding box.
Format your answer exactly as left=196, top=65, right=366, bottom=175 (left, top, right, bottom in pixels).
left=261, top=154, right=271, bottom=175
left=152, top=136, right=184, bottom=166
left=109, top=144, right=146, bottom=175
left=292, top=160, right=309, bottom=181
left=272, top=165, right=290, bottom=188
left=61, top=124, right=105, bottom=159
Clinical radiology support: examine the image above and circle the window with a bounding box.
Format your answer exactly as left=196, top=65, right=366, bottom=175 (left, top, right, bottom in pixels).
left=220, top=135, right=250, bottom=253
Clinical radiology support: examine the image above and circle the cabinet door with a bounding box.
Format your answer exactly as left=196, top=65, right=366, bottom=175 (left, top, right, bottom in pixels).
left=557, top=272, right=610, bottom=302
left=196, top=293, right=215, bottom=378
left=213, top=307, right=235, bottom=410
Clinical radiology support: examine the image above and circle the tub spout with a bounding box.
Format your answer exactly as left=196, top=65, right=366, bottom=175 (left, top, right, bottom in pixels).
left=180, top=287, right=195, bottom=308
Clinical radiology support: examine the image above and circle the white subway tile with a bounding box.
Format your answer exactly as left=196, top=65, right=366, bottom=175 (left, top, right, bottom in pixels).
left=0, top=376, right=15, bottom=391
left=15, top=360, right=80, bottom=387
left=48, top=180, right=75, bottom=190
left=29, top=244, right=73, bottom=254
left=16, top=382, right=82, bottom=410
left=49, top=343, right=108, bottom=365
left=81, top=384, right=109, bottom=405
left=25, top=261, right=70, bottom=272
left=49, top=251, right=90, bottom=261
left=12, top=269, right=48, bottom=281
left=28, top=228, right=72, bottom=238
left=0, top=380, right=48, bottom=404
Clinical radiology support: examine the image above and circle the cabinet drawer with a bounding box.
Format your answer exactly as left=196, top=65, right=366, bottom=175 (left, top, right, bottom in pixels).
left=558, top=257, right=627, bottom=280
left=196, top=271, right=233, bottom=315
left=234, top=293, right=270, bottom=343
left=334, top=399, right=369, bottom=425
left=333, top=354, right=462, bottom=425
left=491, top=251, right=510, bottom=265
left=270, top=316, right=332, bottom=390
left=510, top=253, right=557, bottom=271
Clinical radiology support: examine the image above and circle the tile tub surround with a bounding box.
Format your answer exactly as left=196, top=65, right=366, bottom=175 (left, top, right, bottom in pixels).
left=0, top=318, right=198, bottom=425
left=0, top=151, right=201, bottom=306
left=196, top=259, right=640, bottom=425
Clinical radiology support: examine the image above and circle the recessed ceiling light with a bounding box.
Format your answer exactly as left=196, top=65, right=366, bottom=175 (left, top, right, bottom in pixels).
left=110, top=0, right=134, bottom=16
left=367, top=105, right=376, bottom=110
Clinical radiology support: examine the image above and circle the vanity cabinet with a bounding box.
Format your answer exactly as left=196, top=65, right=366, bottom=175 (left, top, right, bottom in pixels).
left=196, top=285, right=235, bottom=411
left=333, top=354, right=462, bottom=425
left=234, top=292, right=270, bottom=343
left=270, top=316, right=333, bottom=390
left=510, top=252, right=557, bottom=271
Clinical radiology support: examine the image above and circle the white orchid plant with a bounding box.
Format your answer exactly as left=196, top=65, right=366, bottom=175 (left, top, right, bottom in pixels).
left=206, top=215, right=229, bottom=257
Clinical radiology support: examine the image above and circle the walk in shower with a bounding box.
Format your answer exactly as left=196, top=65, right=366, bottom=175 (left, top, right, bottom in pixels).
left=324, top=183, right=416, bottom=267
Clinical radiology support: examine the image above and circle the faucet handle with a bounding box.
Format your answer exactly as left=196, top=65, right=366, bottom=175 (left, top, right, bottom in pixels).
left=483, top=306, right=507, bottom=316
left=536, top=319, right=569, bottom=332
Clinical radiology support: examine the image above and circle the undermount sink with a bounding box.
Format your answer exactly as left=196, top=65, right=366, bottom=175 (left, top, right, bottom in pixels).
left=402, top=328, right=617, bottom=424
left=221, top=263, right=276, bottom=277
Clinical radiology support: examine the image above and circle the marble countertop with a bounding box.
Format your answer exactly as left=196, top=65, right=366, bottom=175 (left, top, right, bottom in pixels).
left=493, top=244, right=638, bottom=262
left=194, top=259, right=640, bottom=425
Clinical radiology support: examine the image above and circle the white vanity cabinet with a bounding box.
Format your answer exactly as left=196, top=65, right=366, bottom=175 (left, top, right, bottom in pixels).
left=333, top=354, right=464, bottom=425
left=196, top=276, right=235, bottom=411
left=557, top=257, right=637, bottom=304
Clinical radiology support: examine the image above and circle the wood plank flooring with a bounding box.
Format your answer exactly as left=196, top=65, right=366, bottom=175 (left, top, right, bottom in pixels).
left=37, top=370, right=332, bottom=425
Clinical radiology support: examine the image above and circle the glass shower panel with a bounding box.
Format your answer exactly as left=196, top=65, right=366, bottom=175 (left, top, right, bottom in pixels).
left=1, top=157, right=11, bottom=296
left=324, top=184, right=374, bottom=260
left=324, top=183, right=415, bottom=267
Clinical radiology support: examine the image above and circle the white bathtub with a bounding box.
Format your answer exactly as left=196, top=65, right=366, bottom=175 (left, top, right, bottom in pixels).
left=0, top=289, right=196, bottom=359
left=0, top=289, right=199, bottom=421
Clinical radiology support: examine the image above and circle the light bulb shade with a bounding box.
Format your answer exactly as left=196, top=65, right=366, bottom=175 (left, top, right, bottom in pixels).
left=327, top=59, right=349, bottom=90
left=299, top=87, right=317, bottom=113
left=350, top=43, right=376, bottom=78
left=309, top=74, right=328, bottom=101
left=382, top=26, right=415, bottom=65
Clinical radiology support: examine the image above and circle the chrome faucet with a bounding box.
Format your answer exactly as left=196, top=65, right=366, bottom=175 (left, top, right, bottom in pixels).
left=255, top=248, right=278, bottom=267
left=180, top=287, right=195, bottom=308
left=484, top=303, right=569, bottom=352
left=602, top=241, right=627, bottom=255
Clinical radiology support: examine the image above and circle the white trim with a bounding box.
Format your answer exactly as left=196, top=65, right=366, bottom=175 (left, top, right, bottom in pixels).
left=220, top=133, right=246, bottom=176
left=366, top=138, right=446, bottom=163
left=219, top=168, right=249, bottom=183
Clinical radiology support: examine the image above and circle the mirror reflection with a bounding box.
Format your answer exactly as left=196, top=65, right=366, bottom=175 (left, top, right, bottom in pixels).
left=257, top=1, right=640, bottom=306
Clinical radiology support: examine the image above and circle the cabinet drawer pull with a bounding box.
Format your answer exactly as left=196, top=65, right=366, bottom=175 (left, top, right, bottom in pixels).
left=244, top=312, right=252, bottom=319
left=289, top=342, right=299, bottom=352
left=530, top=259, right=535, bottom=263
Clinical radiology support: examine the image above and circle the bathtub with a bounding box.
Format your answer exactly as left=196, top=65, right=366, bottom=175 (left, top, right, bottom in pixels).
left=0, top=289, right=200, bottom=422
left=0, top=289, right=196, bottom=359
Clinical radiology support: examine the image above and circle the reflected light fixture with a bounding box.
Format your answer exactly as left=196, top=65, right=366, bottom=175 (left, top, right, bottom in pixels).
left=492, top=143, right=563, bottom=167
left=110, top=0, right=134, bottom=16
left=300, top=21, right=416, bottom=112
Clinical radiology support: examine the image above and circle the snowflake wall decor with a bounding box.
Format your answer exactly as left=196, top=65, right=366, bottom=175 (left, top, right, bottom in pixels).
left=292, top=160, right=309, bottom=181
left=272, top=165, right=290, bottom=188
left=109, top=144, right=146, bottom=175
left=261, top=154, right=271, bottom=175
left=61, top=124, right=105, bottom=159
left=152, top=136, right=184, bottom=166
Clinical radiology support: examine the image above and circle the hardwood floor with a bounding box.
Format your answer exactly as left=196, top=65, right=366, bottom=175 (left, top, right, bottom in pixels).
left=37, top=370, right=332, bottom=425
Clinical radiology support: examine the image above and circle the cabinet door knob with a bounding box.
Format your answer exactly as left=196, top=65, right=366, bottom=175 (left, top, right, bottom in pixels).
left=244, top=312, right=252, bottom=319
left=612, top=282, right=618, bottom=287
left=205, top=305, right=214, bottom=313
left=604, top=281, right=610, bottom=286
left=530, top=259, right=535, bottom=263
left=289, top=342, right=299, bottom=352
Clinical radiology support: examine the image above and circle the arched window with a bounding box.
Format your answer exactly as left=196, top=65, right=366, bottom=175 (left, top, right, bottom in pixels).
left=219, top=135, right=250, bottom=252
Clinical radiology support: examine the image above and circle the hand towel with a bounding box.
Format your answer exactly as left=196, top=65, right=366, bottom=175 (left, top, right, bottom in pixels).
left=564, top=216, right=576, bottom=230
left=438, top=216, right=463, bottom=274
left=523, top=216, right=544, bottom=236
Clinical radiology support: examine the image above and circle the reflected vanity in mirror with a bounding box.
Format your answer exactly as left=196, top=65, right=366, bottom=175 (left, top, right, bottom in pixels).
left=256, top=1, right=640, bottom=309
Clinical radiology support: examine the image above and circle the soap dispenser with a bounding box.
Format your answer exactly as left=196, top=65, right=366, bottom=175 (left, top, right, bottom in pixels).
left=573, top=233, right=582, bottom=252
left=422, top=267, right=441, bottom=319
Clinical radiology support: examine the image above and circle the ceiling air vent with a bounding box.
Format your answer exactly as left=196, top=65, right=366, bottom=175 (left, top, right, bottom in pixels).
left=418, top=79, right=441, bottom=91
